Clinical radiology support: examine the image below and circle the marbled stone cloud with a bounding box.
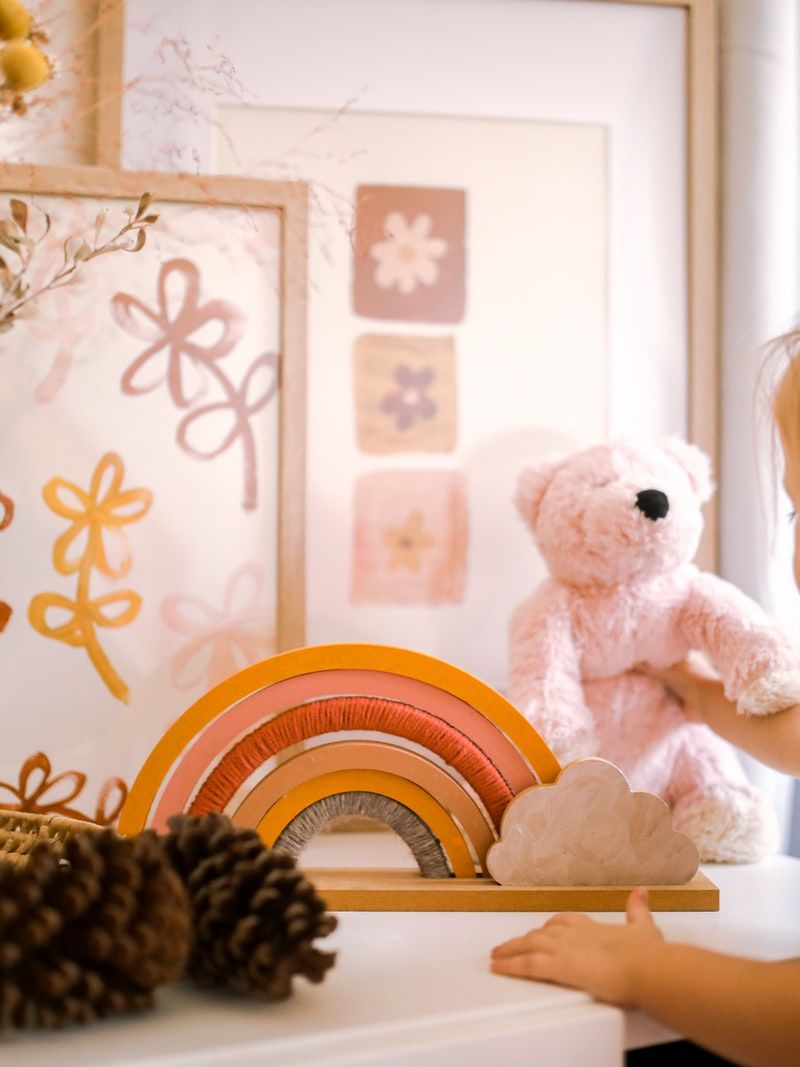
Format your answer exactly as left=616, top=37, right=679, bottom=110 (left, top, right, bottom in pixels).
left=487, top=758, right=699, bottom=886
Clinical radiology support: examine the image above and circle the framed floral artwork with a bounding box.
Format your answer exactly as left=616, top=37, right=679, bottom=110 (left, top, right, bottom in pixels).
left=216, top=104, right=608, bottom=685
left=0, top=162, right=307, bottom=822
left=109, top=0, right=717, bottom=697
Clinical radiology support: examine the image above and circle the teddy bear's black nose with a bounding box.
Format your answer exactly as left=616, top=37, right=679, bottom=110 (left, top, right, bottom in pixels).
left=635, top=489, right=669, bottom=521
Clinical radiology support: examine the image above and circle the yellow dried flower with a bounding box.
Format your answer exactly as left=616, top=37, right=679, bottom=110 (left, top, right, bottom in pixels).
left=0, top=0, right=31, bottom=42
left=0, top=39, right=50, bottom=90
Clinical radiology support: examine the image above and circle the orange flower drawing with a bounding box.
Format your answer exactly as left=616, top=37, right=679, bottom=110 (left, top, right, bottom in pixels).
left=383, top=511, right=436, bottom=572
left=45, top=449, right=151, bottom=578
left=161, top=563, right=275, bottom=691
left=0, top=752, right=128, bottom=826
left=0, top=489, right=13, bottom=633
left=28, top=452, right=152, bottom=702
left=0, top=491, right=12, bottom=530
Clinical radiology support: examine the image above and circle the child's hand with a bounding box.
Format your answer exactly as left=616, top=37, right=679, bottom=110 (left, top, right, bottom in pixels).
left=639, top=653, right=723, bottom=724
left=490, top=888, right=664, bottom=1008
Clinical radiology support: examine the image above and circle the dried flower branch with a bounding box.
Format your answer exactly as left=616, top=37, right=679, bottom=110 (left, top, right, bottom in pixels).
left=0, top=192, right=158, bottom=334
left=125, top=31, right=248, bottom=171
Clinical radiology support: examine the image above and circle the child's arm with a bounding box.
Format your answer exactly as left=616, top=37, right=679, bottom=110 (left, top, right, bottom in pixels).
left=652, top=657, right=800, bottom=776
left=491, top=889, right=800, bottom=1067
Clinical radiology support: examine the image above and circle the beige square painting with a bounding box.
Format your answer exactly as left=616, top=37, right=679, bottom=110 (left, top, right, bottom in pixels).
left=352, top=470, right=467, bottom=605
left=353, top=333, right=458, bottom=454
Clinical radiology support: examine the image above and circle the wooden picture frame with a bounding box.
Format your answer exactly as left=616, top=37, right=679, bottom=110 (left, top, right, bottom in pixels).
left=0, top=161, right=308, bottom=650
left=95, top=0, right=127, bottom=169
left=621, top=0, right=719, bottom=569
left=0, top=161, right=307, bottom=827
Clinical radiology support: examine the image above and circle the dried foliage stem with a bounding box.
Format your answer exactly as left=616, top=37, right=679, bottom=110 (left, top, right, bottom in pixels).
left=0, top=191, right=158, bottom=334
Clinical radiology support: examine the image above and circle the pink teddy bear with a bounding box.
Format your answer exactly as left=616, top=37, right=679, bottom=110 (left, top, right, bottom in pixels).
left=508, top=437, right=800, bottom=862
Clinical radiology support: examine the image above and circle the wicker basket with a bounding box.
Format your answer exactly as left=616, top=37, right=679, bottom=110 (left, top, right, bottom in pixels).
left=0, top=810, right=102, bottom=868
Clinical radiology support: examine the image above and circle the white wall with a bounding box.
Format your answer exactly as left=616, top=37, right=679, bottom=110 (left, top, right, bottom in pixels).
left=719, top=0, right=800, bottom=847
left=122, top=0, right=689, bottom=444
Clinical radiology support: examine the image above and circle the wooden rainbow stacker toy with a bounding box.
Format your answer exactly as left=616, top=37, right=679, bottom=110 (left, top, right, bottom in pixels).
left=119, top=643, right=719, bottom=912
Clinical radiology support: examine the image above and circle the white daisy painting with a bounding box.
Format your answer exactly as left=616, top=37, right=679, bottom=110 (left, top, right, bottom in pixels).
left=353, top=185, right=466, bottom=323
left=370, top=212, right=448, bottom=294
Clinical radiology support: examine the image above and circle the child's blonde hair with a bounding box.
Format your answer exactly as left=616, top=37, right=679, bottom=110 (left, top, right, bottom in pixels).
left=771, top=327, right=800, bottom=477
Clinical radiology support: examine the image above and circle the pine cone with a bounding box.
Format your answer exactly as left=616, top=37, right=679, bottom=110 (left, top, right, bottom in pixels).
left=161, top=813, right=337, bottom=1000
left=0, top=829, right=190, bottom=1029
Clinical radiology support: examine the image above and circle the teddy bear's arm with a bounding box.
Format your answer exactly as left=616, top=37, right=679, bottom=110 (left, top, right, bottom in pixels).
left=508, top=584, right=598, bottom=760
left=679, top=570, right=800, bottom=714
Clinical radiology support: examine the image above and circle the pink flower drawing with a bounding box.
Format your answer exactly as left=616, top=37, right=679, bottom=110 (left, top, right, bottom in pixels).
left=111, top=258, right=279, bottom=510
left=111, top=258, right=245, bottom=408
left=175, top=351, right=278, bottom=510
left=161, top=563, right=275, bottom=691
left=26, top=286, right=95, bottom=404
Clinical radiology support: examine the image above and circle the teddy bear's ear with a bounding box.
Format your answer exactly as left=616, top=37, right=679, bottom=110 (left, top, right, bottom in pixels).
left=515, top=455, right=566, bottom=526
left=660, top=436, right=715, bottom=503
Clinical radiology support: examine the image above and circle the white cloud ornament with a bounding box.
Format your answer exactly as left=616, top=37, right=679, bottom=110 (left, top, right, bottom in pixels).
left=486, top=758, right=699, bottom=886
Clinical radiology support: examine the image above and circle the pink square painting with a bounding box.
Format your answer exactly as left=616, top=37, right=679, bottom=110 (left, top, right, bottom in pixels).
left=353, top=185, right=466, bottom=323
left=351, top=470, right=467, bottom=605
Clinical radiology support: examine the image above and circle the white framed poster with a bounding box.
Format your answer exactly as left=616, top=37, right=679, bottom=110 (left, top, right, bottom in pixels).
left=215, top=105, right=607, bottom=686
left=110, top=0, right=717, bottom=693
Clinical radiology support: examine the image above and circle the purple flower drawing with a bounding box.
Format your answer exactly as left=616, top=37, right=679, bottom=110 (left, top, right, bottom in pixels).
left=380, top=365, right=437, bottom=431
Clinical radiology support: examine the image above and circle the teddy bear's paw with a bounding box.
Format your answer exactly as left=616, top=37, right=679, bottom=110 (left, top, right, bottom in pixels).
left=672, top=784, right=779, bottom=863
left=737, top=669, right=800, bottom=717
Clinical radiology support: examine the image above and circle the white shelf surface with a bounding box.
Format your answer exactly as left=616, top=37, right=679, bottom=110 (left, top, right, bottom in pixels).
left=5, top=834, right=800, bottom=1066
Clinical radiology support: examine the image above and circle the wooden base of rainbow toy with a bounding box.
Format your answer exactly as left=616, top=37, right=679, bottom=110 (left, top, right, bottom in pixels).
left=119, top=643, right=719, bottom=912
left=306, top=868, right=720, bottom=912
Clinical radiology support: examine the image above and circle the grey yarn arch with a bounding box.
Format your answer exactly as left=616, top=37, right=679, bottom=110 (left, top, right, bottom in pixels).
left=273, top=791, right=451, bottom=879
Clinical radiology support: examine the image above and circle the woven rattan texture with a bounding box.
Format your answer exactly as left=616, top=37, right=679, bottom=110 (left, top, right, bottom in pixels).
left=0, top=810, right=101, bottom=866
